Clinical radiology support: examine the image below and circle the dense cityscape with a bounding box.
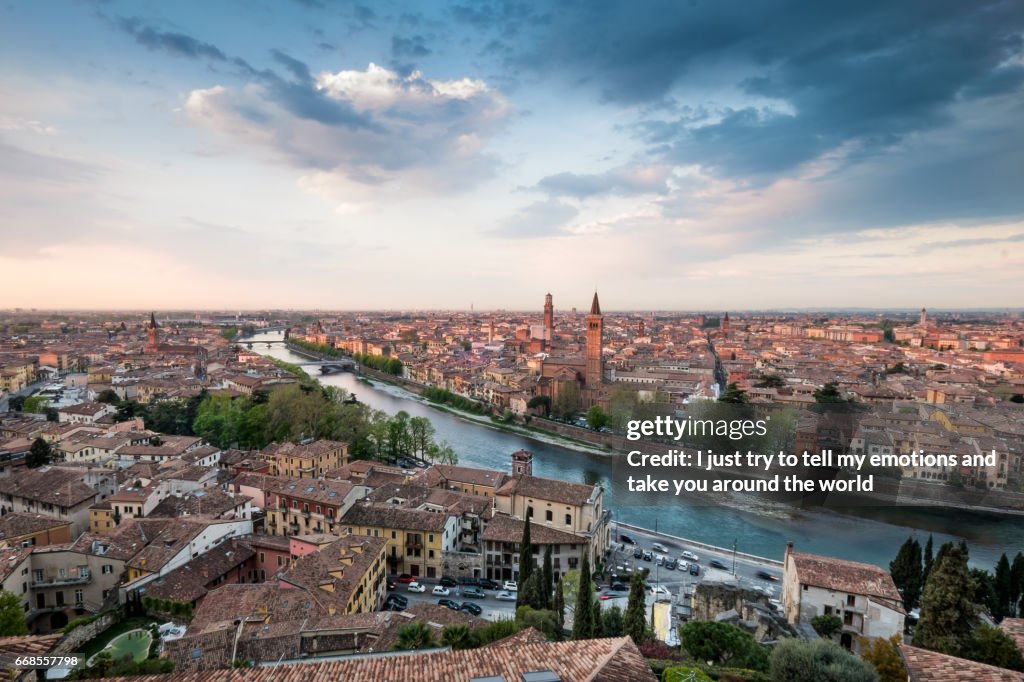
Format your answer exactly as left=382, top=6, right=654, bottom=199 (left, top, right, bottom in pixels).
left=0, top=302, right=1020, bottom=680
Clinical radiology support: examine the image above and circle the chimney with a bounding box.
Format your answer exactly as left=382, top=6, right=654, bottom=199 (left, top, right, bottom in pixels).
left=784, top=541, right=793, bottom=566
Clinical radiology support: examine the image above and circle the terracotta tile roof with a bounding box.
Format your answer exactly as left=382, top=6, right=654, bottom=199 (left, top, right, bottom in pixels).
left=900, top=644, right=1024, bottom=681
left=149, top=489, right=249, bottom=519
left=277, top=535, right=386, bottom=611
left=144, top=540, right=255, bottom=603
left=262, top=439, right=347, bottom=460
left=274, top=479, right=354, bottom=505
left=0, top=633, right=61, bottom=662
left=497, top=474, right=598, bottom=507
left=0, top=547, right=32, bottom=583
left=341, top=501, right=450, bottom=533
left=789, top=550, right=903, bottom=608
left=432, top=464, right=507, bottom=489
left=110, top=635, right=655, bottom=681
left=0, top=512, right=71, bottom=541
left=481, top=514, right=584, bottom=546
left=0, top=467, right=99, bottom=506
left=481, top=626, right=548, bottom=649
left=1001, top=618, right=1024, bottom=655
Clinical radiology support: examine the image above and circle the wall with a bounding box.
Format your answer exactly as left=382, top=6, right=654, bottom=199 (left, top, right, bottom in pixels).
left=52, top=611, right=118, bottom=654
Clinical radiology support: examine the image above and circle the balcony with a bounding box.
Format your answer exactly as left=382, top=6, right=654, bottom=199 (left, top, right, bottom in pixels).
left=32, top=575, right=91, bottom=588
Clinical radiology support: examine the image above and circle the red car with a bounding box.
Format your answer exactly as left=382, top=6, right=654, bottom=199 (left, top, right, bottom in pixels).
left=397, top=574, right=416, bottom=583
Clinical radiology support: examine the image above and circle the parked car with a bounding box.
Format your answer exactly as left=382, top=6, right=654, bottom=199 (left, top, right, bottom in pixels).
left=652, top=542, right=668, bottom=553
left=709, top=559, right=728, bottom=570
left=387, top=578, right=396, bottom=591
left=439, top=576, right=459, bottom=588
left=407, top=582, right=426, bottom=593
left=385, top=594, right=408, bottom=611
left=655, top=555, right=665, bottom=567
left=397, top=574, right=416, bottom=583
left=432, top=585, right=450, bottom=596
left=665, top=559, right=678, bottom=571
left=460, top=602, right=483, bottom=616
left=757, top=570, right=780, bottom=582
left=503, top=581, right=518, bottom=592
left=619, top=534, right=636, bottom=545
left=632, top=547, right=643, bottom=559
left=609, top=582, right=627, bottom=591
left=642, top=550, right=653, bottom=562
left=478, top=578, right=500, bottom=590
left=495, top=591, right=516, bottom=601
left=681, top=550, right=699, bottom=562
left=689, top=563, right=700, bottom=576
left=458, top=576, right=479, bottom=586
left=462, top=586, right=486, bottom=599
left=438, top=598, right=459, bottom=610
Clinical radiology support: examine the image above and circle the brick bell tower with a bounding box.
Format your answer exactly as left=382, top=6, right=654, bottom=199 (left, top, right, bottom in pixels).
left=146, top=312, right=158, bottom=352
left=543, top=293, right=554, bottom=350
left=585, top=292, right=603, bottom=389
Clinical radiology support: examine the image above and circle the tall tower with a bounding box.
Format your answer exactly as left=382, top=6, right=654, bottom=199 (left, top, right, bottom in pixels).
left=512, top=449, right=533, bottom=477
left=722, top=312, right=730, bottom=337
left=543, top=293, right=554, bottom=349
left=919, top=308, right=927, bottom=327
left=585, top=292, right=604, bottom=388
left=638, top=320, right=645, bottom=339
left=146, top=312, right=158, bottom=352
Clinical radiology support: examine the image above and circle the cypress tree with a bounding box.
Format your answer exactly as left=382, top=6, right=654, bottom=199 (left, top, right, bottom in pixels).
left=541, top=546, right=553, bottom=609
left=890, top=537, right=923, bottom=611
left=554, top=578, right=565, bottom=638
left=915, top=544, right=975, bottom=656
left=923, top=535, right=934, bottom=583
left=623, top=570, right=647, bottom=644
left=572, top=553, right=596, bottom=640
left=517, top=518, right=534, bottom=609
left=995, top=554, right=1012, bottom=621
left=1010, top=552, right=1024, bottom=618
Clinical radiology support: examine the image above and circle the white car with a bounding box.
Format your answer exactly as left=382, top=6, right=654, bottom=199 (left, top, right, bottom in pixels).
left=652, top=542, right=668, bottom=553
left=407, top=582, right=426, bottom=593
left=681, top=550, right=699, bottom=562
left=503, top=581, right=518, bottom=592
left=495, top=591, right=517, bottom=601
left=431, top=585, right=450, bottom=596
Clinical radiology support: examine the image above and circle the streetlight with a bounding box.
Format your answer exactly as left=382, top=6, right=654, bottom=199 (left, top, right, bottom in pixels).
left=732, top=539, right=738, bottom=577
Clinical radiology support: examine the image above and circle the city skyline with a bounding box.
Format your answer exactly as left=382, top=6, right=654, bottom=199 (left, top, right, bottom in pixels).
left=2, top=1, right=1023, bottom=309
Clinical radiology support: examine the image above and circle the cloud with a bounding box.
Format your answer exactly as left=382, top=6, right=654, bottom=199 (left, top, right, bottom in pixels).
left=117, top=17, right=229, bottom=62
left=184, top=63, right=510, bottom=192
left=490, top=199, right=578, bottom=238
left=534, top=163, right=673, bottom=199
left=916, top=232, right=1024, bottom=254
left=391, top=35, right=432, bottom=60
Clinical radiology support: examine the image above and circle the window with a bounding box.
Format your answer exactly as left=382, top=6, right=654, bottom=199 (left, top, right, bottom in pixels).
left=527, top=506, right=533, bottom=518
left=428, top=534, right=434, bottom=543
left=545, top=510, right=553, bottom=522
left=846, top=595, right=856, bottom=607
left=565, top=514, right=572, bottom=525
left=316, top=506, right=321, bottom=515
left=32, top=570, right=43, bottom=582
left=259, top=552, right=265, bottom=563
left=391, top=531, right=397, bottom=539
left=58, top=568, right=67, bottom=579
left=843, top=611, right=854, bottom=626
left=74, top=589, right=84, bottom=604
left=277, top=556, right=283, bottom=567
left=102, top=565, right=113, bottom=575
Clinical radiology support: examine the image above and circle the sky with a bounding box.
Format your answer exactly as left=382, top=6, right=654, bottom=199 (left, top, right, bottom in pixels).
left=1, top=0, right=1023, bottom=311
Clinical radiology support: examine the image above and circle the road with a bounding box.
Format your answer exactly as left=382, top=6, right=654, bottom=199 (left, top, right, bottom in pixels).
left=389, top=583, right=518, bottom=621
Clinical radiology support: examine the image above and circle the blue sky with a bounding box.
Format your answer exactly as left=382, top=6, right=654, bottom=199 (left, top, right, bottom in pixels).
left=1, top=0, right=1022, bottom=310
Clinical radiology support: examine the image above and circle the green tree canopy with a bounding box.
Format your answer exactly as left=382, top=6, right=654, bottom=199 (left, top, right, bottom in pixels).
left=678, top=621, right=769, bottom=671
left=27, top=437, right=52, bottom=469
left=859, top=635, right=906, bottom=682
left=393, top=622, right=437, bottom=650
left=572, top=553, right=596, bottom=640
left=623, top=570, right=647, bottom=645
left=770, top=638, right=878, bottom=682
left=586, top=405, right=610, bottom=430
left=890, top=537, right=924, bottom=612
left=915, top=543, right=975, bottom=656
left=0, top=591, right=28, bottom=636
left=718, top=382, right=749, bottom=404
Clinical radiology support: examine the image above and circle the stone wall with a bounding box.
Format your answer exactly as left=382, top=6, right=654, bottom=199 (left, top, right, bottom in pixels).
left=52, top=612, right=119, bottom=654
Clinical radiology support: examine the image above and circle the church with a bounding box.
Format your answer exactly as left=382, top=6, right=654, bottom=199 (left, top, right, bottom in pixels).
left=534, top=292, right=608, bottom=410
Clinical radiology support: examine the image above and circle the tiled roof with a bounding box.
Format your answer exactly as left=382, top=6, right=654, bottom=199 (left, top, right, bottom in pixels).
left=262, top=439, right=347, bottom=459
left=497, top=474, right=598, bottom=507
left=341, top=501, right=450, bottom=533
left=432, top=464, right=507, bottom=489
left=149, top=489, right=249, bottom=519
left=0, top=467, right=99, bottom=506
left=0, top=512, right=71, bottom=540
left=274, top=479, right=354, bottom=505
left=144, top=540, right=255, bottom=603
left=1001, top=618, right=1024, bottom=655
left=789, top=550, right=903, bottom=608
left=277, top=535, right=386, bottom=611
left=900, top=644, right=1024, bottom=681
left=110, top=635, right=655, bottom=681
left=481, top=513, right=585, bottom=546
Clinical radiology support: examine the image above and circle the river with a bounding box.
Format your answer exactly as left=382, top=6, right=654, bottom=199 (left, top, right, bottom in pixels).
left=247, top=331, right=1023, bottom=569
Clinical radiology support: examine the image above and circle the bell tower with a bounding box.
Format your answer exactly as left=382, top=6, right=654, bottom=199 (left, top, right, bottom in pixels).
left=585, top=292, right=603, bottom=389
left=512, top=449, right=533, bottom=477
left=146, top=312, right=158, bottom=352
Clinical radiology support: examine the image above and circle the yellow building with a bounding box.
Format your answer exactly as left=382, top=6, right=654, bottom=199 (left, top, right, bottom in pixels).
left=340, top=502, right=458, bottom=580
left=261, top=439, right=348, bottom=478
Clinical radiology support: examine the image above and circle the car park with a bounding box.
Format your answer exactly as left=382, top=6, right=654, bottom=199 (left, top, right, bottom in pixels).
left=432, top=585, right=450, bottom=596
left=495, top=591, right=516, bottom=601
left=681, top=550, right=699, bottom=562
left=503, top=581, right=518, bottom=592
left=652, top=542, right=668, bottom=553
left=407, top=582, right=426, bottom=593
left=438, top=598, right=459, bottom=610
left=460, top=602, right=483, bottom=616
left=462, top=586, right=485, bottom=599
left=709, top=559, right=728, bottom=570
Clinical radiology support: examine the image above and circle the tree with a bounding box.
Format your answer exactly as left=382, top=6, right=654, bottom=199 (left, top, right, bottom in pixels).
left=22, top=395, right=50, bottom=414
left=770, top=639, right=877, bottom=682
left=408, top=416, right=435, bottom=458
left=0, top=591, right=27, bottom=636
left=811, top=614, right=843, bottom=639
left=994, top=553, right=1012, bottom=621
left=27, top=437, right=52, bottom=468
left=520, top=571, right=546, bottom=611
left=813, top=381, right=848, bottom=404
left=601, top=605, right=624, bottom=637
left=969, top=624, right=1024, bottom=671
left=718, top=382, right=749, bottom=404
left=890, top=537, right=923, bottom=612
left=1010, top=552, right=1024, bottom=618
left=7, top=395, right=26, bottom=412
left=553, top=577, right=565, bottom=637
left=541, top=546, right=553, bottom=610
left=623, top=571, right=647, bottom=645
left=923, top=535, right=934, bottom=584
left=572, top=553, right=596, bottom=640
left=585, top=405, right=610, bottom=430
left=393, top=622, right=436, bottom=650
left=662, top=667, right=713, bottom=682
left=679, top=621, right=768, bottom=670
left=859, top=635, right=906, bottom=682
left=440, top=624, right=476, bottom=650
left=515, top=606, right=560, bottom=640
left=915, top=544, right=975, bottom=656
left=551, top=382, right=581, bottom=420
left=755, top=374, right=786, bottom=388
left=517, top=518, right=534, bottom=609
left=527, top=395, right=550, bottom=417
left=96, top=388, right=120, bottom=404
